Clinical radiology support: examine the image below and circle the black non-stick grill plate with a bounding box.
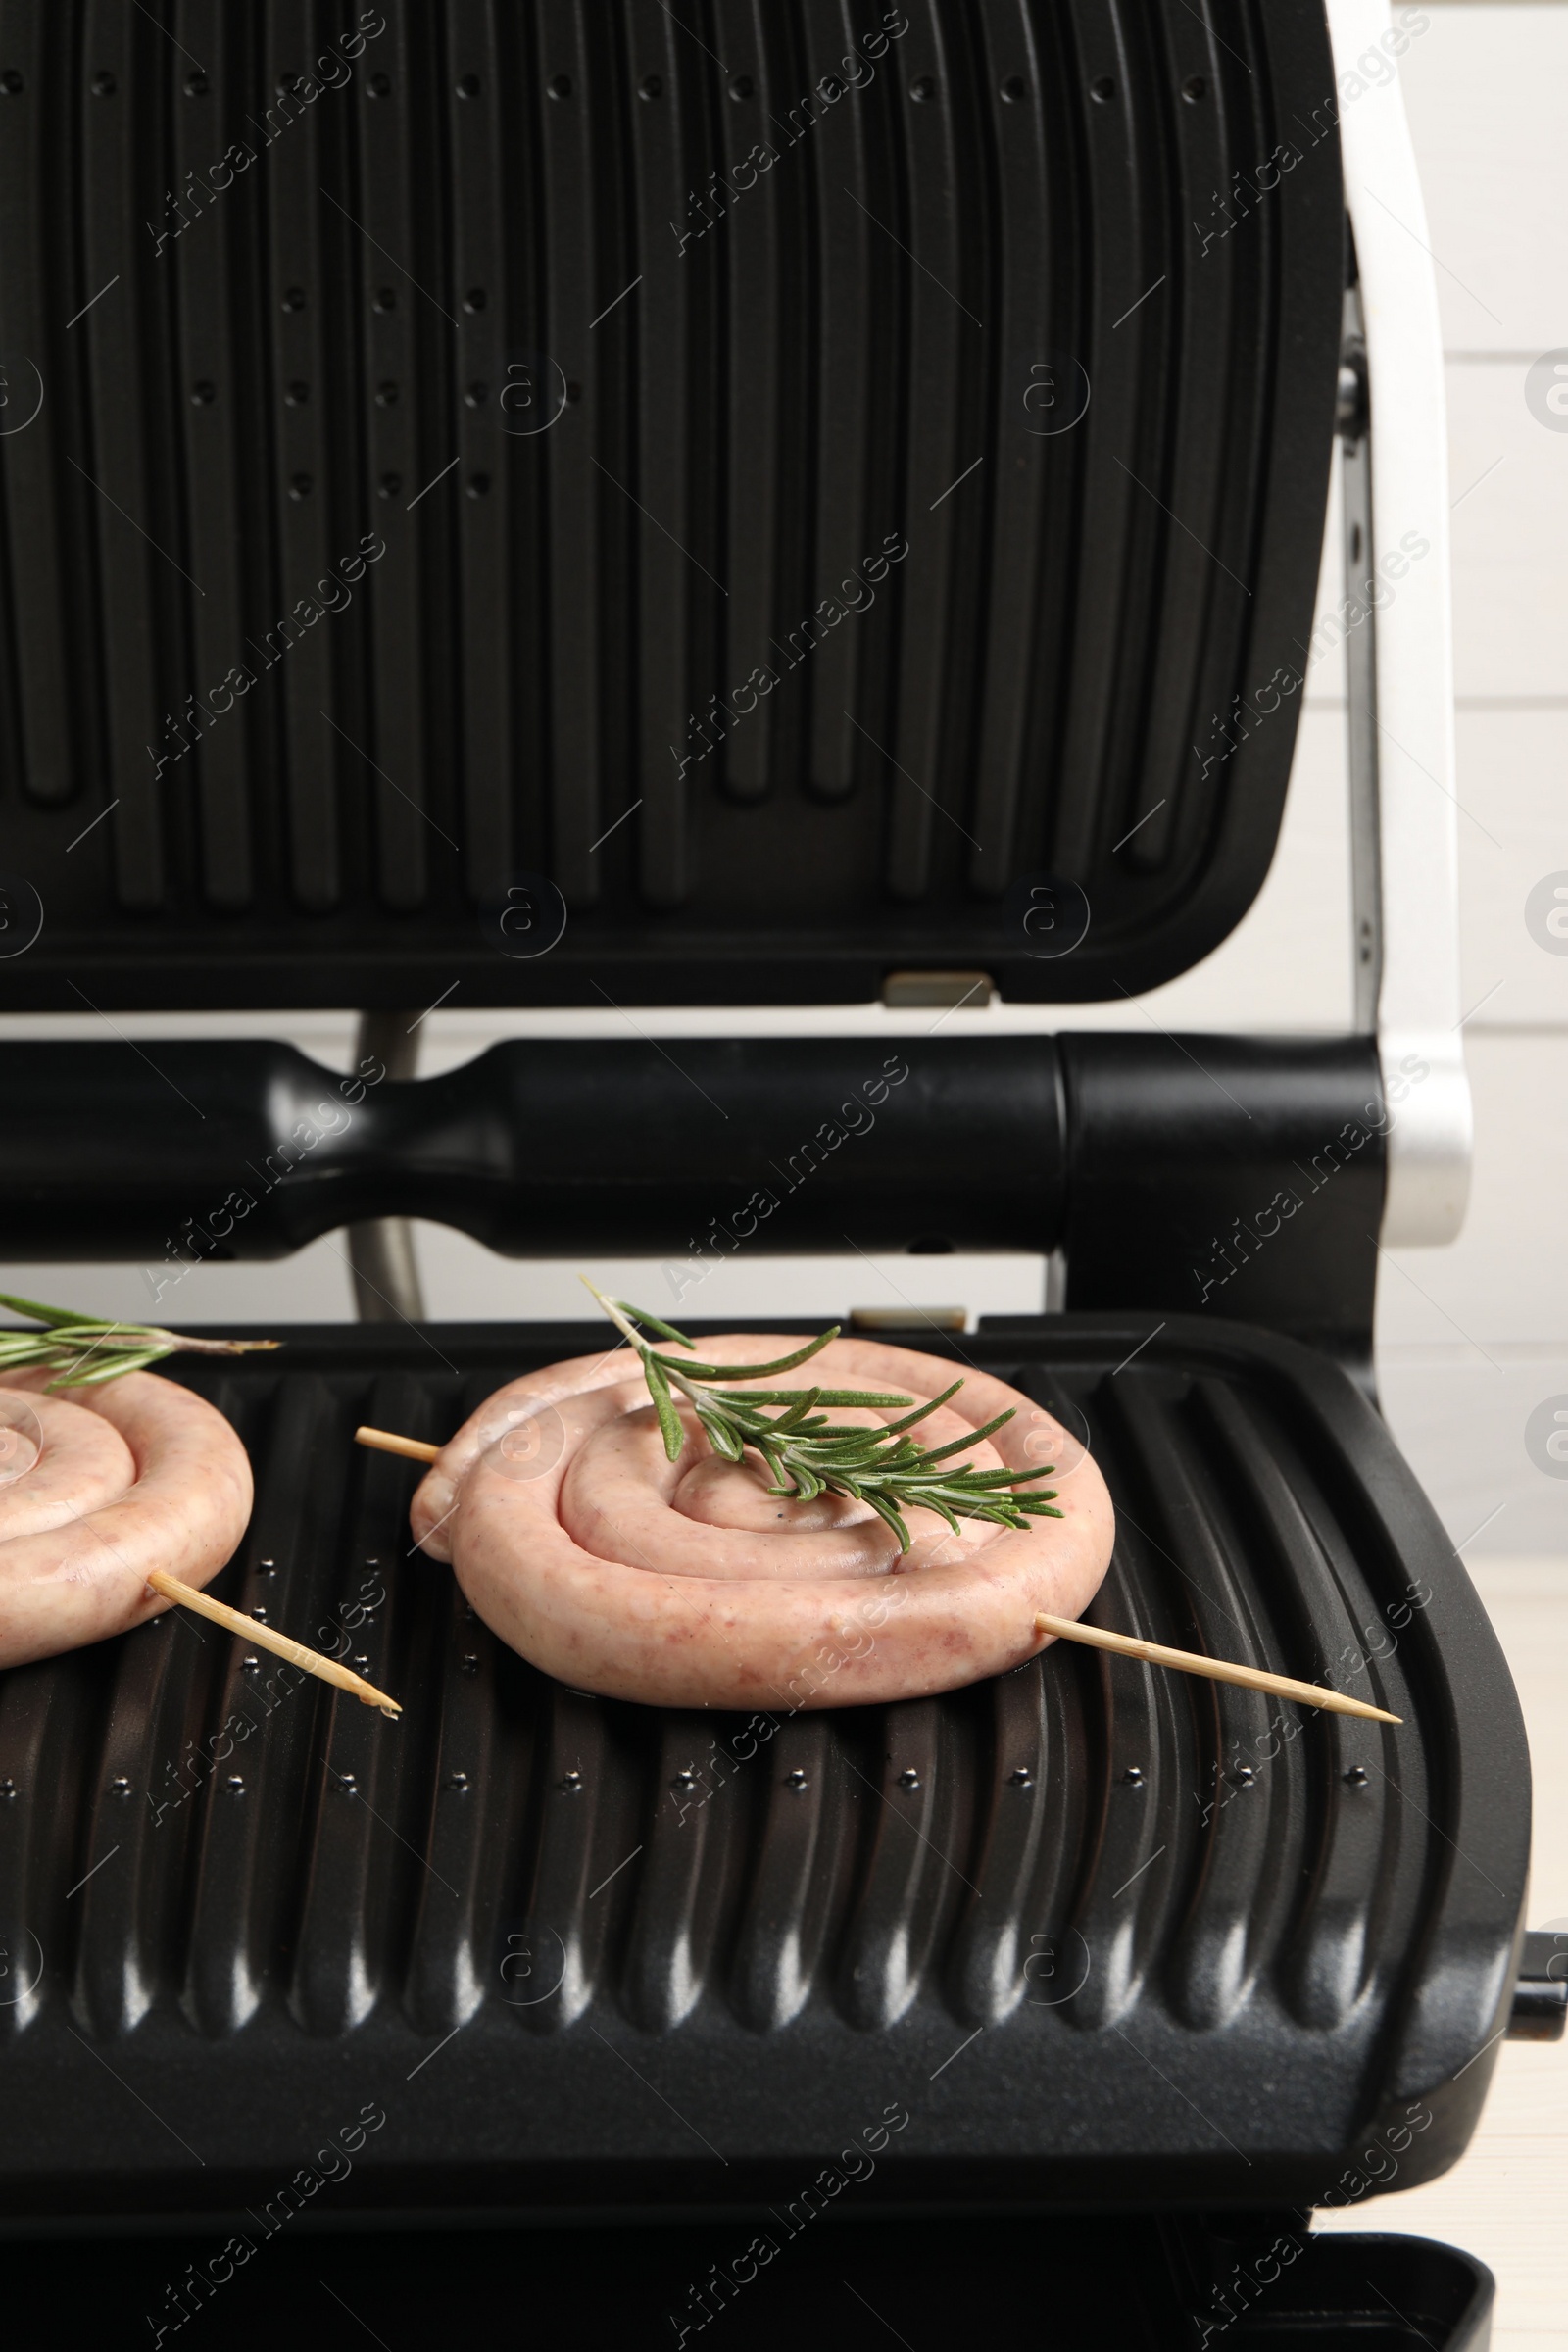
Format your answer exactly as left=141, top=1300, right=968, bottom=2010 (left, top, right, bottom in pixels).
left=0, top=1, right=1341, bottom=1008
left=0, top=1316, right=1529, bottom=2223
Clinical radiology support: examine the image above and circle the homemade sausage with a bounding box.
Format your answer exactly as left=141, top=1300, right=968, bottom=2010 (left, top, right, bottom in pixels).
left=411, top=1335, right=1114, bottom=1710
left=0, top=1373, right=253, bottom=1669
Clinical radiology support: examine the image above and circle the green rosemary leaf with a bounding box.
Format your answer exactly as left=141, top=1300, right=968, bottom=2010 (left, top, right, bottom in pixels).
left=808, top=1388, right=916, bottom=1407
left=0, top=1291, right=100, bottom=1331
left=50, top=1348, right=171, bottom=1388
left=38, top=1327, right=146, bottom=1353
left=648, top=1329, right=841, bottom=1383
left=922, top=1463, right=1054, bottom=1491
left=913, top=1407, right=1018, bottom=1466
left=756, top=1446, right=790, bottom=1490
left=861, top=1489, right=913, bottom=1553
left=644, top=1358, right=687, bottom=1463
left=723, top=1386, right=822, bottom=1429
left=878, top=1380, right=964, bottom=1435
left=801, top=1427, right=880, bottom=1452
left=612, top=1300, right=698, bottom=1351
left=697, top=1406, right=745, bottom=1463
left=771, top=1393, right=821, bottom=1434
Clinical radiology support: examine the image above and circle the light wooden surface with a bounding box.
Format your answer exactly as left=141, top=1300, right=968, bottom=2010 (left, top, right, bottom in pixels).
left=1314, top=1559, right=1568, bottom=2347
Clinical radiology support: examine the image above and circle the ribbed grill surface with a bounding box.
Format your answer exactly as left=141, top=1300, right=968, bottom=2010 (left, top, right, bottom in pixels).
left=0, top=1, right=1341, bottom=1004
left=0, top=1320, right=1529, bottom=2212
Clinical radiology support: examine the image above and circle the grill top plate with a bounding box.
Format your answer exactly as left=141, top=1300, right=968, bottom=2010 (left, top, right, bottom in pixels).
left=0, top=2, right=1340, bottom=1007
left=0, top=1315, right=1528, bottom=2218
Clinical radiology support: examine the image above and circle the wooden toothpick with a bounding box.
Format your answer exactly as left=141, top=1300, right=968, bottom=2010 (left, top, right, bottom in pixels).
left=1034, top=1614, right=1401, bottom=1725
left=356, top=1425, right=439, bottom=1464
left=145, top=1569, right=402, bottom=1716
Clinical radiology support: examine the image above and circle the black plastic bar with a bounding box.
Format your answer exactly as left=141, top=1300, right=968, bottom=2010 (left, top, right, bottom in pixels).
left=712, top=0, right=783, bottom=806
left=537, top=0, right=602, bottom=903
left=174, top=0, right=253, bottom=909
left=356, top=1, right=429, bottom=910
left=968, top=0, right=1054, bottom=899
left=448, top=0, right=514, bottom=898
left=1102, top=1376, right=1282, bottom=2034
left=82, top=0, right=167, bottom=908
left=0, top=0, right=75, bottom=808
left=1049, top=0, right=1157, bottom=882
left=884, top=0, right=966, bottom=902
left=800, top=0, right=879, bottom=803
left=266, top=0, right=341, bottom=911
left=1119, top=0, right=1233, bottom=877
left=628, top=0, right=696, bottom=910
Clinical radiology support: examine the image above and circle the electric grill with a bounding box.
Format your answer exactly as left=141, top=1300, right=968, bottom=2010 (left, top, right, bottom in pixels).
left=0, top=2, right=1555, bottom=2343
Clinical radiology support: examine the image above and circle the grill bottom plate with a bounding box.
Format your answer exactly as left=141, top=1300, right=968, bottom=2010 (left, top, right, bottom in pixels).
left=0, top=1316, right=1529, bottom=2224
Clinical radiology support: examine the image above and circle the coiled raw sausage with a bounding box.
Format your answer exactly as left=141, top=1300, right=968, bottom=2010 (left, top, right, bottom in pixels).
left=0, top=1373, right=253, bottom=1669
left=411, top=1335, right=1114, bottom=1710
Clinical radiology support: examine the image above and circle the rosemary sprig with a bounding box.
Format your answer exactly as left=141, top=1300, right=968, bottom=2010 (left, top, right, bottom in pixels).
left=0, top=1292, right=281, bottom=1391
left=583, top=1280, right=1062, bottom=1554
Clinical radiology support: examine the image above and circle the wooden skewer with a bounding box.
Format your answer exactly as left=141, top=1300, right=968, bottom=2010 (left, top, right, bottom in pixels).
left=356, top=1425, right=439, bottom=1464
left=1034, top=1613, right=1401, bottom=1725
left=145, top=1568, right=402, bottom=1717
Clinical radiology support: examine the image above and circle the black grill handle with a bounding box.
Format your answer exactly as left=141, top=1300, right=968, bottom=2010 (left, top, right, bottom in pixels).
left=0, top=1031, right=1382, bottom=1365
left=0, top=1035, right=1064, bottom=1271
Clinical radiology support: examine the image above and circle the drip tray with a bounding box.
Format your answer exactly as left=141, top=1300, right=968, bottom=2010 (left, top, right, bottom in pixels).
left=0, top=2215, right=1495, bottom=2348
